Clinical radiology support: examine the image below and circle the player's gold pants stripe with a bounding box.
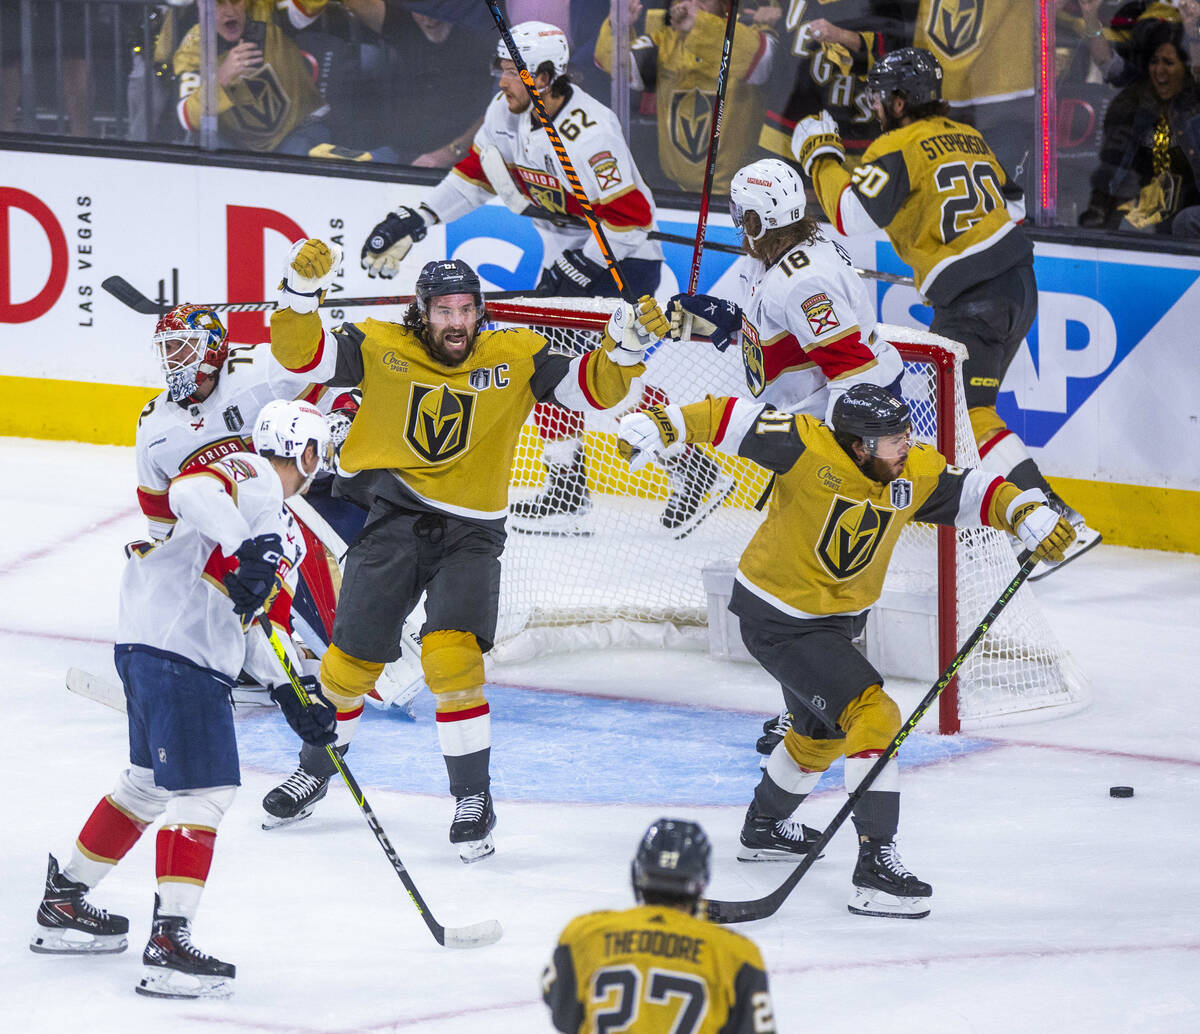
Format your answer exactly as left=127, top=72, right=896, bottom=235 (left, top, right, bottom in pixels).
left=319, top=644, right=384, bottom=708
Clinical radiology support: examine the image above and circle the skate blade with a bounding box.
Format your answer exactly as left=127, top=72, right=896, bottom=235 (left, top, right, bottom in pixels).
left=665, top=474, right=736, bottom=540
left=736, top=844, right=811, bottom=863
left=261, top=806, right=317, bottom=831
left=457, top=832, right=496, bottom=864
left=30, top=927, right=127, bottom=955
left=136, top=965, right=234, bottom=1000
left=848, top=886, right=931, bottom=919
left=1028, top=526, right=1103, bottom=581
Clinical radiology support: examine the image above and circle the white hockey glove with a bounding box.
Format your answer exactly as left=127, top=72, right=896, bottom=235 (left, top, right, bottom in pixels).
left=604, top=295, right=669, bottom=366
left=278, top=238, right=342, bottom=314
left=360, top=205, right=432, bottom=279
left=1007, top=488, right=1076, bottom=563
left=667, top=292, right=742, bottom=352
left=791, top=110, right=845, bottom=177
left=478, top=144, right=527, bottom=214
left=617, top=404, right=686, bottom=472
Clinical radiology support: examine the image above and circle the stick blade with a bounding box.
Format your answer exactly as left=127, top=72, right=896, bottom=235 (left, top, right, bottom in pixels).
left=101, top=276, right=163, bottom=315
left=65, top=668, right=127, bottom=713
left=440, top=918, right=503, bottom=949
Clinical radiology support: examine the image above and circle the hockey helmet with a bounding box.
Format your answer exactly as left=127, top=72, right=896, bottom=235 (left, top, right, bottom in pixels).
left=152, top=304, right=229, bottom=403
left=631, top=818, right=712, bottom=904
left=866, top=47, right=943, bottom=108
left=494, top=20, right=570, bottom=80
left=729, top=159, right=807, bottom=241
left=415, top=259, right=485, bottom=317
left=252, top=398, right=334, bottom=489
left=831, top=384, right=912, bottom=451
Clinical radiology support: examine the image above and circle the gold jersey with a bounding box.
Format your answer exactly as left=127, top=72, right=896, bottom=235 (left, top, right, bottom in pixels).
left=542, top=904, right=775, bottom=1034
left=270, top=310, right=640, bottom=523
left=914, top=0, right=1034, bottom=105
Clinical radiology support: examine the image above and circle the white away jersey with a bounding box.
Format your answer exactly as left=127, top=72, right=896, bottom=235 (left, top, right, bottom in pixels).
left=135, top=342, right=328, bottom=538
left=735, top=234, right=903, bottom=421
left=426, top=85, right=663, bottom=270
left=117, top=452, right=305, bottom=683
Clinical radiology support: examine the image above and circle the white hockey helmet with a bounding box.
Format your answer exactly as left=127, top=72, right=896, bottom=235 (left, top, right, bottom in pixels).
left=494, top=21, right=570, bottom=80
left=252, top=399, right=334, bottom=490
left=729, top=159, right=807, bottom=241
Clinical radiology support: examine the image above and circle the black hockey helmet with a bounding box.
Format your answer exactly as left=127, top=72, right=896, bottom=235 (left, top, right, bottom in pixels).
left=415, top=259, right=484, bottom=317
left=832, top=384, right=911, bottom=447
left=867, top=47, right=943, bottom=107
left=631, top=818, right=711, bottom=904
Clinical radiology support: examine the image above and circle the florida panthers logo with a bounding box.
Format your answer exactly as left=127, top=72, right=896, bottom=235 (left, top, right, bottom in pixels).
left=816, top=496, right=895, bottom=580
left=405, top=383, right=476, bottom=463
left=741, top=317, right=765, bottom=396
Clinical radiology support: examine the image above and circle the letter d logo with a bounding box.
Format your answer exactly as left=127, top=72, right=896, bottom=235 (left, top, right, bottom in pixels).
left=0, top=188, right=68, bottom=323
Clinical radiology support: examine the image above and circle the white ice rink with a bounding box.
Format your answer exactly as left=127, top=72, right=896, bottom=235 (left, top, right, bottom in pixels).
left=2, top=437, right=1198, bottom=1033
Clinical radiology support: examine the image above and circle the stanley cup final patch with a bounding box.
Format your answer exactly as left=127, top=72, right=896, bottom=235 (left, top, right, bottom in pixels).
left=801, top=293, right=840, bottom=336
left=890, top=478, right=913, bottom=509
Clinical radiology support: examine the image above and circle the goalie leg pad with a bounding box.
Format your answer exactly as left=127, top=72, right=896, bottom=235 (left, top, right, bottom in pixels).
left=838, top=684, right=901, bottom=757
left=319, top=644, right=384, bottom=709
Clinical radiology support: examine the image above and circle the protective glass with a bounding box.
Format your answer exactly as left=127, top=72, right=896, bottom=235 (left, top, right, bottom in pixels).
left=729, top=199, right=747, bottom=229
left=865, top=427, right=912, bottom=459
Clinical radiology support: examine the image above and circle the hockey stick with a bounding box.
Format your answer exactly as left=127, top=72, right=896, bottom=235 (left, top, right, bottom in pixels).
left=688, top=0, right=741, bottom=294
left=101, top=275, right=538, bottom=317
left=66, top=667, right=274, bottom=712
left=705, top=552, right=1040, bottom=925
left=483, top=0, right=637, bottom=303
left=255, top=614, right=502, bottom=949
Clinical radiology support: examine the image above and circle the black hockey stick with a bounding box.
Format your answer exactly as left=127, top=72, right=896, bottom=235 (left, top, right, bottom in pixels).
left=101, top=275, right=539, bottom=316
left=705, top=552, right=1040, bottom=925
left=256, top=615, right=502, bottom=949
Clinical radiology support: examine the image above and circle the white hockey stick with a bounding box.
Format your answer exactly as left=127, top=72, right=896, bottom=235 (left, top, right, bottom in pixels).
left=66, top=668, right=126, bottom=713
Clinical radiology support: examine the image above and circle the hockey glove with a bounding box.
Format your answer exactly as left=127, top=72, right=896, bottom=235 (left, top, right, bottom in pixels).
left=604, top=295, right=669, bottom=366
left=270, top=676, right=338, bottom=747
left=1007, top=489, right=1077, bottom=563
left=617, top=404, right=686, bottom=471
left=668, top=292, right=742, bottom=352
left=278, top=238, right=342, bottom=314
left=223, top=533, right=284, bottom=622
left=791, top=110, right=845, bottom=177
left=537, top=248, right=612, bottom=297
left=360, top=206, right=431, bottom=279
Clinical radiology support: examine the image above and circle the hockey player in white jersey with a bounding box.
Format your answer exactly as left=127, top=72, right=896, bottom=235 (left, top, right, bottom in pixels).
left=360, top=20, right=730, bottom=538
left=31, top=400, right=338, bottom=999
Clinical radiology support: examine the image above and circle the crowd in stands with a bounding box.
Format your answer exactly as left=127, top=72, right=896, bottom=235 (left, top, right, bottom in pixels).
left=3, top=0, right=1200, bottom=237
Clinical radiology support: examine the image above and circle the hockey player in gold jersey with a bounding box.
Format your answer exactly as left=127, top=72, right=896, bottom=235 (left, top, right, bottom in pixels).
left=543, top=818, right=775, bottom=1034
left=791, top=46, right=1102, bottom=578
left=266, top=238, right=668, bottom=860
left=616, top=383, right=1075, bottom=917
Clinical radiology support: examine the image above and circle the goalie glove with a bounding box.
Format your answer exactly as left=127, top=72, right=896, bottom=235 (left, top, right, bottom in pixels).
left=617, top=404, right=686, bottom=471
left=1007, top=488, right=1077, bottom=563
left=604, top=295, right=669, bottom=366
left=360, top=205, right=432, bottom=279
left=278, top=238, right=342, bottom=314
left=791, top=110, right=845, bottom=177
left=668, top=292, right=742, bottom=352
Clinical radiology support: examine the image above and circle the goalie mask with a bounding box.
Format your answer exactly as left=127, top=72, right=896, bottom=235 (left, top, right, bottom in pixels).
left=631, top=818, right=712, bottom=906
left=153, top=304, right=229, bottom=404
left=252, top=399, right=333, bottom=493
left=494, top=20, right=570, bottom=81
left=729, top=159, right=807, bottom=241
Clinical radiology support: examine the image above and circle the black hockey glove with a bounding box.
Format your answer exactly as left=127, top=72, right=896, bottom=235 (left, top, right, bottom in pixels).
left=360, top=206, right=429, bottom=278
left=223, top=533, right=284, bottom=621
left=667, top=292, right=742, bottom=352
left=269, top=677, right=338, bottom=747
left=537, top=248, right=611, bottom=297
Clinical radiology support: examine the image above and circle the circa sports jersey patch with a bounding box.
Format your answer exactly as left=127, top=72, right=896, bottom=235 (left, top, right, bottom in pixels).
left=405, top=383, right=476, bottom=463
left=890, top=478, right=913, bottom=509
left=588, top=150, right=622, bottom=191
left=801, top=293, right=840, bottom=336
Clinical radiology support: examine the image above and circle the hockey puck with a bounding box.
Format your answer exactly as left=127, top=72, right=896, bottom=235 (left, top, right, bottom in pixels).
left=1109, top=786, right=1134, bottom=798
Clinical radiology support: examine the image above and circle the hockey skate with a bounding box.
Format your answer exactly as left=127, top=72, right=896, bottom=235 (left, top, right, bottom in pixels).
left=756, top=711, right=792, bottom=769
left=30, top=853, right=128, bottom=955
left=1028, top=497, right=1103, bottom=581
left=136, top=895, right=235, bottom=999
left=261, top=744, right=345, bottom=830
left=449, top=790, right=496, bottom=863
left=737, top=803, right=823, bottom=862
left=848, top=836, right=932, bottom=919
left=660, top=447, right=735, bottom=540
left=509, top=451, right=592, bottom=536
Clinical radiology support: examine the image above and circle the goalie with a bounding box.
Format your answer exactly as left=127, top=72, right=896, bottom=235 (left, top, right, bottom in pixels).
left=617, top=383, right=1075, bottom=919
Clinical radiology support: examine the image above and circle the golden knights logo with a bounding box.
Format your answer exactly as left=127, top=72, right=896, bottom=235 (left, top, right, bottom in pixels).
left=925, top=0, right=982, bottom=58
left=741, top=317, right=765, bottom=396
left=816, top=496, right=894, bottom=580
left=405, top=383, right=476, bottom=463
left=670, top=89, right=716, bottom=163
left=231, top=64, right=289, bottom=137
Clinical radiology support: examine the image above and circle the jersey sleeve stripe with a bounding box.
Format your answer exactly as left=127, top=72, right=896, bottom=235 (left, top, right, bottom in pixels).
left=744, top=31, right=769, bottom=82
left=979, top=473, right=1004, bottom=525
left=711, top=397, right=737, bottom=446
left=576, top=350, right=601, bottom=409
left=174, top=467, right=237, bottom=501
left=808, top=331, right=881, bottom=379
left=137, top=486, right=174, bottom=521
left=285, top=327, right=328, bottom=375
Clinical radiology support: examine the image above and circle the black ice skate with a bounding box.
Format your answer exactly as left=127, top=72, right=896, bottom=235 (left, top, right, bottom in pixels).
left=509, top=453, right=592, bottom=536
left=848, top=837, right=932, bottom=919
left=660, top=447, right=735, bottom=539
left=30, top=853, right=129, bottom=955
left=737, top=803, right=823, bottom=862
left=449, top=790, right=496, bottom=864
left=1027, top=495, right=1103, bottom=581
left=756, top=711, right=792, bottom=769
left=136, top=895, right=235, bottom=999
left=261, top=744, right=346, bottom=830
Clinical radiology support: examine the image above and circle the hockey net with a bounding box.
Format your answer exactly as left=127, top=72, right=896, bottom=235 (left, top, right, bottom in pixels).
left=487, top=298, right=1089, bottom=732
